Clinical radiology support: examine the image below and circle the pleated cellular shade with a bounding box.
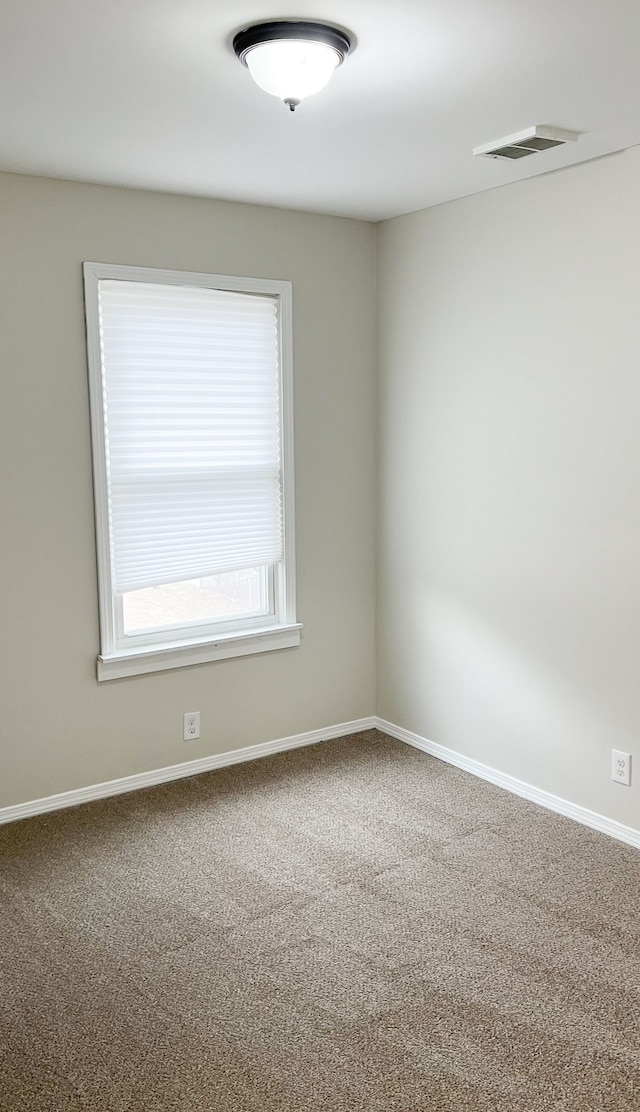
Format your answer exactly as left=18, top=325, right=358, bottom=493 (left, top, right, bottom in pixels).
left=97, top=279, right=283, bottom=594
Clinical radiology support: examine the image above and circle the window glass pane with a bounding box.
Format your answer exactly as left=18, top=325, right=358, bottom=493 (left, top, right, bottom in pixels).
left=122, top=568, right=267, bottom=634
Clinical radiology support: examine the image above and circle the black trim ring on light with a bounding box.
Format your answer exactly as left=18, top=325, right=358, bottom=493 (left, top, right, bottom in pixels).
left=233, top=21, right=352, bottom=67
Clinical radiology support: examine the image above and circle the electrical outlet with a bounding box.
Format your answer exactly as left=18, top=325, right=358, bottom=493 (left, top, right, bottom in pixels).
left=183, top=711, right=200, bottom=742
left=611, top=749, right=631, bottom=786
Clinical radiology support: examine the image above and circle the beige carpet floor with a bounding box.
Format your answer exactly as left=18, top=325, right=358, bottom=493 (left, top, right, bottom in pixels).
left=0, top=728, right=639, bottom=1111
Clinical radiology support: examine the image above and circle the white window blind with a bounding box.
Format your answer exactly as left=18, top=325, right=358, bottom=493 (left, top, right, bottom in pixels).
left=97, top=279, right=283, bottom=594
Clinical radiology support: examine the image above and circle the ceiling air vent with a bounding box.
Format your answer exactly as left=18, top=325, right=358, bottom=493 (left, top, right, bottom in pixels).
left=473, top=125, right=579, bottom=161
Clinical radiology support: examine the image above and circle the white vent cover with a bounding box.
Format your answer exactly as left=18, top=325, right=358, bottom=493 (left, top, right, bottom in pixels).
left=473, top=125, right=579, bottom=161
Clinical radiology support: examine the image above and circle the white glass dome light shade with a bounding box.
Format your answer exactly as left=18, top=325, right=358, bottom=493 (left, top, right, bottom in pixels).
left=245, top=39, right=341, bottom=106
left=233, top=22, right=352, bottom=111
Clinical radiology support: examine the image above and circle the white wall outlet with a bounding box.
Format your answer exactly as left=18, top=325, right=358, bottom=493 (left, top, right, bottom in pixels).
left=183, top=711, right=200, bottom=742
left=611, top=749, right=631, bottom=786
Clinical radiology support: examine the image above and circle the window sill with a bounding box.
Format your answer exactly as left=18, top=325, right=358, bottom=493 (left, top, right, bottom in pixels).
left=97, top=623, right=302, bottom=681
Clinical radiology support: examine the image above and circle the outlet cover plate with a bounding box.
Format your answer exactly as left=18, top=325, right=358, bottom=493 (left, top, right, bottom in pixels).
left=612, top=749, right=631, bottom=786
left=183, top=711, right=201, bottom=742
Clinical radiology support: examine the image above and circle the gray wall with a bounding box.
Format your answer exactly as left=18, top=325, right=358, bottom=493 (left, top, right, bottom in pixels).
left=5, top=150, right=640, bottom=833
left=0, top=173, right=376, bottom=808
left=377, top=147, right=640, bottom=829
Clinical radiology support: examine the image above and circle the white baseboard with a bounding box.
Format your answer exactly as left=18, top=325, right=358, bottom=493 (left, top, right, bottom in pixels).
left=0, top=717, right=377, bottom=827
left=3, top=714, right=638, bottom=852
left=376, top=717, right=640, bottom=852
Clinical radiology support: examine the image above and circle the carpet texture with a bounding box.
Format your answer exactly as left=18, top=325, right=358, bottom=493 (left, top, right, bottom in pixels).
left=0, top=729, right=639, bottom=1110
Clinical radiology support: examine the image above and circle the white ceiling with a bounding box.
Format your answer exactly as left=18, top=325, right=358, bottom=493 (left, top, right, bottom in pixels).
left=1, top=0, right=639, bottom=221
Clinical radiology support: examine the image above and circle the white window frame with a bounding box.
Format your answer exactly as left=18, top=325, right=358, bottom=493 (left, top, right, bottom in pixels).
left=83, top=262, right=300, bottom=681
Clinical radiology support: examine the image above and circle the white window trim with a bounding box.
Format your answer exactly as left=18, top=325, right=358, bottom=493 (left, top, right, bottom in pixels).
left=83, top=262, right=300, bottom=681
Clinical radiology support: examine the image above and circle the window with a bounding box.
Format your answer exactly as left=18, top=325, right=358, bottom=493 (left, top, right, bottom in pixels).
left=83, top=262, right=300, bottom=680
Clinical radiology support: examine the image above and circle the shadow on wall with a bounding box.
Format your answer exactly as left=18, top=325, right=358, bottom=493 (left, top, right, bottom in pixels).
left=409, top=588, right=618, bottom=775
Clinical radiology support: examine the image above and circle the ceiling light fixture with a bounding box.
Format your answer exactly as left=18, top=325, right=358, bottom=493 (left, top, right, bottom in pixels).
left=233, top=21, right=352, bottom=112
